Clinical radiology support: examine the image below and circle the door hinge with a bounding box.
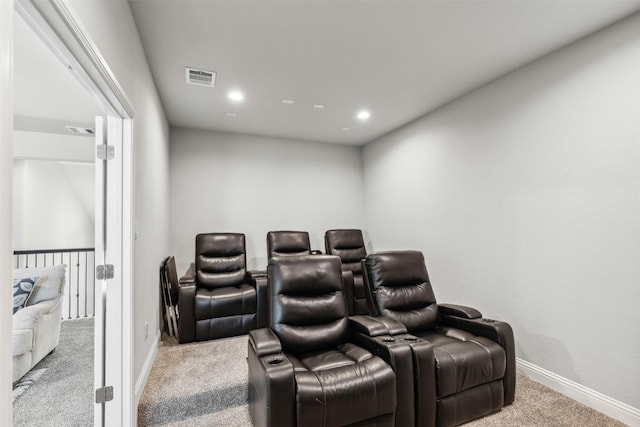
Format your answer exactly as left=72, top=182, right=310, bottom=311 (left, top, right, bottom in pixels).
left=96, top=264, right=114, bottom=280
left=96, top=144, right=115, bottom=160
left=95, top=386, right=113, bottom=404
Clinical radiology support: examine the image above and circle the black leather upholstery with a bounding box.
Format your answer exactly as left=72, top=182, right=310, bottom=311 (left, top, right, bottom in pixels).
left=324, top=229, right=369, bottom=315
left=248, top=255, right=397, bottom=427
left=362, top=250, right=516, bottom=427
left=267, top=231, right=312, bottom=259
left=178, top=233, right=267, bottom=343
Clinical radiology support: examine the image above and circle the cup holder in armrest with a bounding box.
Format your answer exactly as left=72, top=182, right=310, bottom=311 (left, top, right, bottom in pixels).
left=382, top=337, right=395, bottom=343
left=403, top=336, right=418, bottom=342
left=267, top=357, right=284, bottom=365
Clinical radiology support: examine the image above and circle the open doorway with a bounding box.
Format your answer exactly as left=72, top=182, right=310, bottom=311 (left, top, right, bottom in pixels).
left=11, top=9, right=103, bottom=425
left=10, top=0, right=135, bottom=425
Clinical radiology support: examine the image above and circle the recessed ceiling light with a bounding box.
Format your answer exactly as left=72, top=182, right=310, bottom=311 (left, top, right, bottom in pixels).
left=226, top=112, right=237, bottom=117
left=357, top=110, right=371, bottom=120
left=313, top=104, right=325, bottom=109
left=341, top=127, right=350, bottom=131
left=282, top=99, right=295, bottom=105
left=228, top=90, right=244, bottom=101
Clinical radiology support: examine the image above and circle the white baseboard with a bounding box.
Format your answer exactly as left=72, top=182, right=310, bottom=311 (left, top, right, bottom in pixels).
left=134, top=330, right=160, bottom=405
left=516, top=358, right=640, bottom=427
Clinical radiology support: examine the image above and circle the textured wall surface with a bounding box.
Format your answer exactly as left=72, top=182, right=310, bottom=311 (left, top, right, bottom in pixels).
left=363, top=13, right=640, bottom=409
left=170, top=128, right=365, bottom=272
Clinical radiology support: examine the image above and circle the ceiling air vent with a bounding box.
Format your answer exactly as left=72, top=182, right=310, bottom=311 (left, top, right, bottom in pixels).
left=185, top=67, right=216, bottom=87
left=65, top=126, right=95, bottom=136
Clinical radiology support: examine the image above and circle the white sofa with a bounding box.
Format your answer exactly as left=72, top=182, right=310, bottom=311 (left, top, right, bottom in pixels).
left=12, top=264, right=66, bottom=383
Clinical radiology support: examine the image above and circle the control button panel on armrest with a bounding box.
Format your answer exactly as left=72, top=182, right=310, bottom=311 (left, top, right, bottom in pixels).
left=375, top=334, right=423, bottom=345
left=481, top=318, right=497, bottom=323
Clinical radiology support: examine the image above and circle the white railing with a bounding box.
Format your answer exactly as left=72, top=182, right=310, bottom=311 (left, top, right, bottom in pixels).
left=13, top=248, right=96, bottom=319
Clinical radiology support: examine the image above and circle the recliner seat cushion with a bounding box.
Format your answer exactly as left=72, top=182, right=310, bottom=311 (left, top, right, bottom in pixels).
left=288, top=343, right=396, bottom=427
left=194, top=284, right=256, bottom=320
left=417, top=327, right=506, bottom=398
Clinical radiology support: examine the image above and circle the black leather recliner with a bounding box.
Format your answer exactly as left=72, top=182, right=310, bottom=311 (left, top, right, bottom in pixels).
left=362, top=250, right=516, bottom=427
left=248, top=255, right=397, bottom=427
left=266, top=230, right=318, bottom=259
left=325, top=229, right=368, bottom=315
left=178, top=233, right=267, bottom=343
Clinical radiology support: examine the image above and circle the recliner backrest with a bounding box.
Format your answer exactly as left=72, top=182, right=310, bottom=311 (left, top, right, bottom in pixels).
left=267, top=231, right=311, bottom=259
left=362, top=250, right=439, bottom=333
left=195, top=233, right=247, bottom=290
left=324, top=229, right=366, bottom=274
left=268, top=255, right=348, bottom=354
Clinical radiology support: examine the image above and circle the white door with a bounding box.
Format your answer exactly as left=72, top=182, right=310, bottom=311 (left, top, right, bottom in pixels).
left=94, top=116, right=126, bottom=426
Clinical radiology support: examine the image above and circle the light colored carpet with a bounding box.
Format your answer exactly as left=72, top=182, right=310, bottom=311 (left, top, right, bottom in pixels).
left=13, top=317, right=94, bottom=427
left=138, top=334, right=627, bottom=427
left=12, top=368, right=48, bottom=402
left=138, top=334, right=251, bottom=426
left=466, top=375, right=625, bottom=427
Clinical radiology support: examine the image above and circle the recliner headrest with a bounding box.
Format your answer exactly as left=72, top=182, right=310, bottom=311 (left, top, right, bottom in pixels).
left=267, top=231, right=311, bottom=258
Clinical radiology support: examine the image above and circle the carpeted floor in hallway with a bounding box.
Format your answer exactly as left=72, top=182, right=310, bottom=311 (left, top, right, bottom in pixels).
left=13, top=317, right=94, bottom=427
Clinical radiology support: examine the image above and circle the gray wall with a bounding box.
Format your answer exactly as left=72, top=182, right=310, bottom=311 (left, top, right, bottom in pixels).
left=13, top=159, right=94, bottom=250
left=363, top=13, right=640, bottom=409
left=13, top=129, right=95, bottom=250
left=169, top=127, right=365, bottom=273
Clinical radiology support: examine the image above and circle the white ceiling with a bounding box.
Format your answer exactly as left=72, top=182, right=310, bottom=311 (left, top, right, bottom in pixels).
left=129, top=0, right=640, bottom=145
left=13, top=12, right=102, bottom=135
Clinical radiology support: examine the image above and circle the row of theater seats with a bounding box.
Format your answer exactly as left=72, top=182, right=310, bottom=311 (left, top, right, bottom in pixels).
left=175, top=229, right=369, bottom=343
left=249, top=252, right=515, bottom=427
left=268, top=229, right=370, bottom=314
left=172, top=230, right=515, bottom=427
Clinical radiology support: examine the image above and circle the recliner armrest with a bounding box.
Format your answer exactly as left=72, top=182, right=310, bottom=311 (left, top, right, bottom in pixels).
left=440, top=314, right=516, bottom=406
left=248, top=330, right=295, bottom=427
left=250, top=273, right=268, bottom=328
left=350, top=329, right=434, bottom=427
left=438, top=303, right=482, bottom=319
left=349, top=315, right=407, bottom=337
left=178, top=282, right=196, bottom=343
left=249, top=328, right=282, bottom=357
left=341, top=270, right=355, bottom=315
left=179, top=263, right=196, bottom=285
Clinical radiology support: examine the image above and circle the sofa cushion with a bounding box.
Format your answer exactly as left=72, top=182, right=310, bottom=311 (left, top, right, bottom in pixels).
left=14, top=264, right=66, bottom=306
left=13, top=302, right=46, bottom=330
left=13, top=277, right=38, bottom=314
left=13, top=328, right=34, bottom=356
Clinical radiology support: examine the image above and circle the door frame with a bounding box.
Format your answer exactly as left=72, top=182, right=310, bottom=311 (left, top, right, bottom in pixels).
left=14, top=0, right=135, bottom=425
